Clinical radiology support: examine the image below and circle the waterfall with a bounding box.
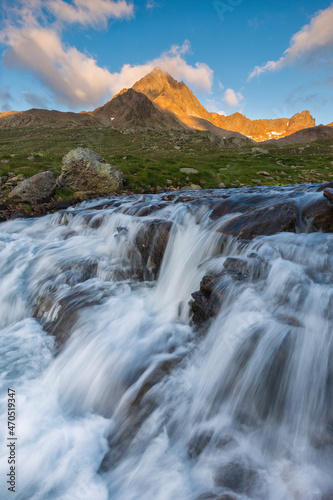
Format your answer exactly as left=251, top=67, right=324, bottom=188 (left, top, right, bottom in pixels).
left=0, top=186, right=332, bottom=500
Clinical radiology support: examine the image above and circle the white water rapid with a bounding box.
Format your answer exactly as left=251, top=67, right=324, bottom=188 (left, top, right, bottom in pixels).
left=0, top=186, right=332, bottom=500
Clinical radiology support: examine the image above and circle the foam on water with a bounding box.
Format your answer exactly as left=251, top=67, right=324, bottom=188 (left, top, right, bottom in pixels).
left=0, top=186, right=332, bottom=499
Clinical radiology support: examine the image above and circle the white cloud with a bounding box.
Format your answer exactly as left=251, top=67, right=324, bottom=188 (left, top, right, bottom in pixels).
left=205, top=98, right=225, bottom=115
left=48, top=0, right=134, bottom=28
left=146, top=0, right=160, bottom=10
left=168, top=39, right=192, bottom=56
left=249, top=4, right=333, bottom=79
left=2, top=26, right=116, bottom=108
left=223, top=88, right=244, bottom=107
left=0, top=2, right=213, bottom=109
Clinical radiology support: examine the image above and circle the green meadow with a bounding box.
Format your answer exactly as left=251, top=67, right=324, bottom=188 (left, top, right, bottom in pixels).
left=1, top=126, right=333, bottom=197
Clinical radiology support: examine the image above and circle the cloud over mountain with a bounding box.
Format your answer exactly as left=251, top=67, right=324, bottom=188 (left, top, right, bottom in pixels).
left=0, top=1, right=213, bottom=109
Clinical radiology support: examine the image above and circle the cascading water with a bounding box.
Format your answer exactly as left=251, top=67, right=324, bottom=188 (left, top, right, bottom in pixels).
left=0, top=185, right=332, bottom=500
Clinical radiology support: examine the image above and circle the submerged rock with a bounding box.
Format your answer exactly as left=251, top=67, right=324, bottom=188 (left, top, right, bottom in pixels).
left=188, top=431, right=213, bottom=459
left=58, top=147, right=124, bottom=194
left=214, top=462, right=260, bottom=495
left=190, top=255, right=269, bottom=324
left=135, top=219, right=173, bottom=279
left=8, top=171, right=56, bottom=204
left=99, top=355, right=182, bottom=473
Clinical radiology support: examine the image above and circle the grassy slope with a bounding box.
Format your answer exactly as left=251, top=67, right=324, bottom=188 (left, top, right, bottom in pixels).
left=1, top=125, right=333, bottom=195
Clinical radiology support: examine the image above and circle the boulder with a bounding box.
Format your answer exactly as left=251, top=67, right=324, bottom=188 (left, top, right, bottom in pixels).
left=58, top=147, right=124, bottom=194
left=8, top=171, right=56, bottom=204
left=302, top=199, right=333, bottom=232
left=219, top=200, right=297, bottom=239
left=323, top=188, right=333, bottom=205
left=191, top=256, right=269, bottom=324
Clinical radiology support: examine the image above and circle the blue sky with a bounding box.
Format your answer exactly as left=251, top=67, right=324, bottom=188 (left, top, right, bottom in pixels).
left=0, top=0, right=332, bottom=124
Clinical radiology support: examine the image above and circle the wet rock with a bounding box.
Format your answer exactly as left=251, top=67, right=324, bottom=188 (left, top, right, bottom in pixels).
left=316, top=182, right=333, bottom=192
left=216, top=496, right=237, bottom=500
left=188, top=431, right=213, bottom=459
left=190, top=255, right=269, bottom=324
left=302, top=199, right=333, bottom=233
left=99, top=356, right=181, bottom=473
left=210, top=195, right=267, bottom=220
left=190, top=274, right=225, bottom=324
left=9, top=211, right=26, bottom=220
left=128, top=202, right=168, bottom=217
left=214, top=462, right=260, bottom=495
left=216, top=435, right=235, bottom=449
left=58, top=147, right=124, bottom=194
left=135, top=219, right=172, bottom=279
left=196, top=494, right=237, bottom=500
left=323, top=187, right=333, bottom=205
left=223, top=257, right=249, bottom=280
left=33, top=276, right=105, bottom=349
left=51, top=200, right=71, bottom=210
left=219, top=200, right=297, bottom=239
left=8, top=171, right=56, bottom=204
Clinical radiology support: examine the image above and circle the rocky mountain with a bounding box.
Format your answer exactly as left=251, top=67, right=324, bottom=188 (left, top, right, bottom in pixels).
left=328, top=122, right=333, bottom=127
left=263, top=124, right=333, bottom=145
left=131, top=68, right=316, bottom=142
left=92, top=88, right=184, bottom=130
left=93, top=75, right=250, bottom=140
left=132, top=67, right=212, bottom=121
left=0, top=108, right=98, bottom=129
left=0, top=68, right=324, bottom=144
left=211, top=110, right=315, bottom=142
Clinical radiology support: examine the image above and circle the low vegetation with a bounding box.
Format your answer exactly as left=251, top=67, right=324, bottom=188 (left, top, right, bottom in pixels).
left=1, top=125, right=333, bottom=195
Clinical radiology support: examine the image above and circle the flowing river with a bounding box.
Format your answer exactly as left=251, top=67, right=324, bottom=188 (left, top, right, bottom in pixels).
left=0, top=185, right=332, bottom=500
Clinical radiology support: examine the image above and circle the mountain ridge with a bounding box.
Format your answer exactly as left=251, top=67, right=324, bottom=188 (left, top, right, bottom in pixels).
left=131, top=68, right=316, bottom=141
left=0, top=67, right=330, bottom=144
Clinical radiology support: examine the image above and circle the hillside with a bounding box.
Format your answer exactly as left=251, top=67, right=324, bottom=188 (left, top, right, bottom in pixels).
left=92, top=88, right=184, bottom=130
left=263, top=124, right=333, bottom=145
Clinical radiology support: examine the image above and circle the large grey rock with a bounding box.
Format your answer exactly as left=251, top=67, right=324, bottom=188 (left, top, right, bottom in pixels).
left=9, top=171, right=56, bottom=204
left=58, top=147, right=124, bottom=194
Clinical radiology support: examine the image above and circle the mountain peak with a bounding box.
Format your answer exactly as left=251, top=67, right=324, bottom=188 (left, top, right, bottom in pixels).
left=149, top=67, right=169, bottom=77
left=132, top=68, right=210, bottom=120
